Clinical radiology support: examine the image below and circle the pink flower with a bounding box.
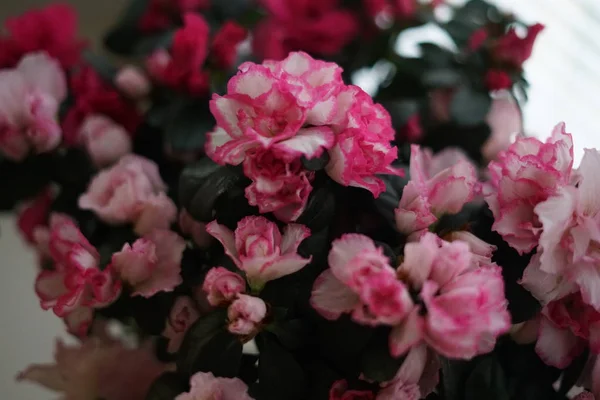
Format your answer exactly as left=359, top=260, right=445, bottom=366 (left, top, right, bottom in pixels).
left=17, top=337, right=166, bottom=400
left=203, top=267, right=246, bottom=306
left=78, top=114, right=132, bottom=167
left=444, top=231, right=497, bottom=266
left=395, top=145, right=478, bottom=234
left=253, top=0, right=357, bottom=60
left=78, top=155, right=176, bottom=233
left=329, top=380, right=374, bottom=399
left=535, top=292, right=600, bottom=368
left=311, top=234, right=412, bottom=326
left=16, top=187, right=53, bottom=245
left=493, top=23, right=545, bottom=68
left=227, top=294, right=268, bottom=336
left=163, top=296, right=201, bottom=353
left=326, top=87, right=401, bottom=197
left=115, top=65, right=151, bottom=99
left=0, top=4, right=85, bottom=69
left=206, top=52, right=340, bottom=166
left=243, top=149, right=314, bottom=222
left=485, top=69, right=512, bottom=91
left=0, top=52, right=66, bottom=161
left=176, top=371, right=254, bottom=400
left=63, top=67, right=141, bottom=145
left=34, top=214, right=121, bottom=336
left=179, top=209, right=212, bottom=247
left=484, top=122, right=574, bottom=254
left=110, top=229, right=185, bottom=297
left=147, top=13, right=210, bottom=95
left=482, top=92, right=522, bottom=161
left=211, top=21, right=247, bottom=69
left=206, top=216, right=311, bottom=290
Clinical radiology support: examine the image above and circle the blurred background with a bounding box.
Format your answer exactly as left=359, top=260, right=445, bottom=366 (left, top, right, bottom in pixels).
left=1, top=0, right=599, bottom=398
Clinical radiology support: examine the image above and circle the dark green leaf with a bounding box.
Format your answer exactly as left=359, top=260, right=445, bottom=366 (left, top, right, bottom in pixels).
left=296, top=187, right=336, bottom=232
left=266, top=319, right=309, bottom=350
left=82, top=51, right=118, bottom=83
left=360, top=331, right=404, bottom=382
left=165, top=101, right=214, bottom=153
left=135, top=31, right=175, bottom=56
left=145, top=372, right=188, bottom=400
left=176, top=309, right=228, bottom=376
left=450, top=86, right=492, bottom=126
left=103, top=0, right=150, bottom=55
left=256, top=333, right=307, bottom=400
left=420, top=43, right=455, bottom=67
left=440, top=357, right=473, bottom=400
left=558, top=347, right=589, bottom=395
left=464, top=356, right=509, bottom=400
left=186, top=331, right=243, bottom=378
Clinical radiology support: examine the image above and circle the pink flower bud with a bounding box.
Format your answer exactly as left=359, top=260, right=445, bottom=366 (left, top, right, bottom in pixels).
left=79, top=115, right=132, bottom=167
left=115, top=65, right=151, bottom=98
left=227, top=295, right=267, bottom=336
left=203, top=267, right=246, bottom=306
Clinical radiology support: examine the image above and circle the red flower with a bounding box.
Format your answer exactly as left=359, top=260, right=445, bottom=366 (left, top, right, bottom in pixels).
left=62, top=67, right=141, bottom=145
left=0, top=4, right=86, bottom=69
left=493, top=23, right=545, bottom=68
left=253, top=0, right=358, bottom=60
left=211, top=21, right=248, bottom=69
left=147, top=13, right=210, bottom=95
left=485, top=69, right=512, bottom=91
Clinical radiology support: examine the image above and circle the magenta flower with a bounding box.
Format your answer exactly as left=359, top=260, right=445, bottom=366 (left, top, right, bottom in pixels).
left=78, top=115, right=132, bottom=167
left=493, top=23, right=545, bottom=68
left=206, top=216, right=311, bottom=290
left=203, top=267, right=246, bottom=306
left=227, top=294, right=268, bottom=336
left=211, top=21, right=247, bottom=69
left=78, top=155, right=176, bottom=235
left=110, top=229, right=185, bottom=298
left=484, top=122, right=574, bottom=254
left=0, top=52, right=66, bottom=161
left=176, top=371, right=254, bottom=400
left=34, top=214, right=121, bottom=336
left=395, top=145, right=478, bottom=235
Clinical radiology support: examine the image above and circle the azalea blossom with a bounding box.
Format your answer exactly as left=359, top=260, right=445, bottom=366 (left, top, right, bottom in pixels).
left=203, top=267, right=246, bottom=306
left=78, top=114, right=132, bottom=167
left=115, top=65, right=151, bottom=99
left=211, top=21, right=248, bottom=69
left=16, top=187, right=53, bottom=246
left=110, top=229, right=185, bottom=297
left=311, top=233, right=510, bottom=359
left=78, top=155, right=177, bottom=235
left=34, top=214, right=121, bottom=336
left=176, top=371, right=254, bottom=400
left=484, top=122, right=574, bottom=254
left=17, top=336, right=165, bottom=400
left=0, top=52, right=66, bottom=161
left=395, top=145, right=479, bottom=235
left=493, top=23, right=545, bottom=68
left=206, top=216, right=311, bottom=290
left=227, top=294, right=268, bottom=336
left=139, top=0, right=209, bottom=33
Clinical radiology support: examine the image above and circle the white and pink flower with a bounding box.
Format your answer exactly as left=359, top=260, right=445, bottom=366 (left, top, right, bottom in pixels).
left=78, top=155, right=177, bottom=235
left=395, top=145, right=479, bottom=235
left=176, top=371, right=254, bottom=400
left=484, top=123, right=574, bottom=254
left=34, top=214, right=121, bottom=336
left=0, top=52, right=66, bottom=161
left=227, top=294, right=268, bottom=336
left=203, top=266, right=246, bottom=306
left=78, top=114, right=132, bottom=167
left=206, top=216, right=311, bottom=290
left=110, top=229, right=185, bottom=298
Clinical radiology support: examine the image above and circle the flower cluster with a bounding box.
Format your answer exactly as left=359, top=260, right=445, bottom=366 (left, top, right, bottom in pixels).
left=207, top=51, right=400, bottom=221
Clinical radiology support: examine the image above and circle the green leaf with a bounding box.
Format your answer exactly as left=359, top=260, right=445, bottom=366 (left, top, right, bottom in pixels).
left=266, top=319, right=309, bottom=350
left=103, top=0, right=150, bottom=55
left=440, top=357, right=473, bottom=400
left=82, top=51, right=118, bottom=83
left=188, top=331, right=243, bottom=378
left=176, top=309, right=229, bottom=377
left=256, top=333, right=307, bottom=400
left=360, top=331, right=404, bottom=382
left=165, top=101, right=214, bottom=153
left=450, top=86, right=492, bottom=126
left=464, top=356, right=510, bottom=400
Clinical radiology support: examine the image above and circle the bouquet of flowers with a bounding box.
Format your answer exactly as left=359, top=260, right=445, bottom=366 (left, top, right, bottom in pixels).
left=3, top=0, right=595, bottom=399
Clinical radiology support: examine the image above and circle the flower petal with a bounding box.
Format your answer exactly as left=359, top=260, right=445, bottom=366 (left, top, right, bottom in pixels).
left=535, top=316, right=585, bottom=368
left=272, top=126, right=335, bottom=160
left=389, top=306, right=424, bottom=357
left=206, top=221, right=240, bottom=267
left=260, top=253, right=312, bottom=282
left=280, top=223, right=311, bottom=254
left=577, top=148, right=600, bottom=215
left=310, top=270, right=359, bottom=320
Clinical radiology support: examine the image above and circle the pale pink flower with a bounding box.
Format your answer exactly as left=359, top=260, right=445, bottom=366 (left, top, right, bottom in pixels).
left=179, top=209, right=212, bottom=248
left=17, top=337, right=166, bottom=400
left=227, top=294, right=267, bottom=336
left=79, top=155, right=176, bottom=231
left=243, top=148, right=314, bottom=222
left=115, top=65, right=151, bottom=99
left=445, top=230, right=497, bottom=266
left=78, top=114, right=132, bottom=167
left=395, top=145, right=478, bottom=234
left=110, top=229, right=185, bottom=297
left=206, top=52, right=340, bottom=166
left=176, top=371, right=254, bottom=400
left=35, top=214, right=121, bottom=336
left=483, top=92, right=523, bottom=161
left=326, top=86, right=401, bottom=197
left=162, top=296, right=201, bottom=353
left=0, top=52, right=66, bottom=161
left=206, top=216, right=311, bottom=290
left=534, top=292, right=600, bottom=369
left=484, top=122, right=574, bottom=254
left=202, top=267, right=246, bottom=306
left=311, top=234, right=413, bottom=326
